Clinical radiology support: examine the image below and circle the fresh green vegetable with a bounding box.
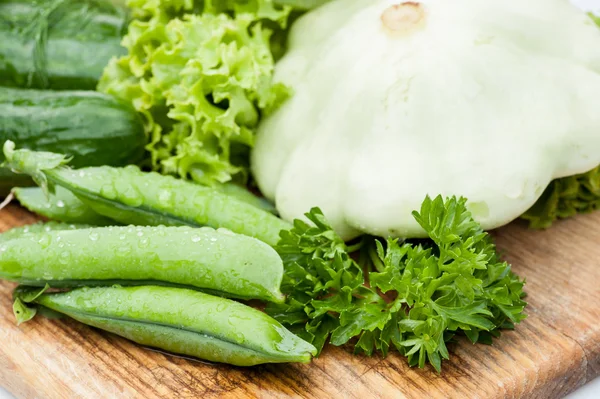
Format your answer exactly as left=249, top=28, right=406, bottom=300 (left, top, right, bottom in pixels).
left=99, top=0, right=291, bottom=186
left=3, top=142, right=291, bottom=246
left=0, top=224, right=285, bottom=303
left=0, top=0, right=128, bottom=90
left=13, top=285, right=316, bottom=366
left=266, top=196, right=526, bottom=372
left=252, top=0, right=600, bottom=240
left=522, top=165, right=600, bottom=229
left=272, top=0, right=332, bottom=10
left=0, top=87, right=147, bottom=195
left=13, top=186, right=115, bottom=226
left=215, top=182, right=277, bottom=215
left=0, top=221, right=92, bottom=243
left=0, top=87, right=146, bottom=167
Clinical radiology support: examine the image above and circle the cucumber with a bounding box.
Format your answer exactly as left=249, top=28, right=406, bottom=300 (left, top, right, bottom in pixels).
left=0, top=87, right=147, bottom=194
left=0, top=0, right=128, bottom=90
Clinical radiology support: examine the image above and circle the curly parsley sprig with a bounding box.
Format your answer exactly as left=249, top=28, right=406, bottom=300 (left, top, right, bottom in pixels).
left=266, top=196, right=527, bottom=372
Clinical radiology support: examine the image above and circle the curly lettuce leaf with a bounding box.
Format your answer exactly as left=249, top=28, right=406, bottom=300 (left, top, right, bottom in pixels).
left=272, top=0, right=332, bottom=10
left=125, top=0, right=289, bottom=22
left=267, top=196, right=527, bottom=372
left=99, top=1, right=290, bottom=185
left=522, top=165, right=600, bottom=229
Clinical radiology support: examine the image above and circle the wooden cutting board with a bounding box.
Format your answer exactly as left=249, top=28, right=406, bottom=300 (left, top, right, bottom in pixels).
left=0, top=204, right=598, bottom=399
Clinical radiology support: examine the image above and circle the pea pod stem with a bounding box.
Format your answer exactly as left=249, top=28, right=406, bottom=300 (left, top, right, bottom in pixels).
left=0, top=191, right=13, bottom=209
left=14, top=285, right=317, bottom=366
left=2, top=141, right=290, bottom=246
left=0, top=225, right=285, bottom=303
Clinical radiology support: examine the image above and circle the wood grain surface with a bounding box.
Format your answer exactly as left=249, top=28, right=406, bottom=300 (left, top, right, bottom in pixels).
left=0, top=204, right=598, bottom=399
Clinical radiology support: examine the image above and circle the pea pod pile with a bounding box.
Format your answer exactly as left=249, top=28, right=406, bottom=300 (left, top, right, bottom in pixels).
left=0, top=142, right=319, bottom=366
left=0, top=140, right=528, bottom=372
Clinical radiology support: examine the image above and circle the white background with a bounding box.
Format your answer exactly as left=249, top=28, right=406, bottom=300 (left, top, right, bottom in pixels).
left=1, top=0, right=599, bottom=398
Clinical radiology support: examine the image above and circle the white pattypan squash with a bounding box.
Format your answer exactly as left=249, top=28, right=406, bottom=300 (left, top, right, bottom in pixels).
left=252, top=0, right=600, bottom=239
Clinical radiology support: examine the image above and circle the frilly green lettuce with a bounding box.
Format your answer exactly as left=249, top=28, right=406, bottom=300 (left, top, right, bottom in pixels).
left=126, top=0, right=291, bottom=24
left=99, top=0, right=290, bottom=185
left=522, top=166, right=600, bottom=229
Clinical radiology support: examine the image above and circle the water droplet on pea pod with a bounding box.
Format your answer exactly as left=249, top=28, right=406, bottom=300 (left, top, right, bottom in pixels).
left=58, top=251, right=71, bottom=265
left=191, top=235, right=201, bottom=243
left=100, top=184, right=117, bottom=200
left=119, top=186, right=143, bottom=207
left=37, top=235, right=51, bottom=249
left=116, top=244, right=132, bottom=257
left=158, top=189, right=174, bottom=207
left=124, top=165, right=140, bottom=173
left=89, top=232, right=99, bottom=241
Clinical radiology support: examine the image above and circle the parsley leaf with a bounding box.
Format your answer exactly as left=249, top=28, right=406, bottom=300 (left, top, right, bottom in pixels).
left=267, top=196, right=527, bottom=372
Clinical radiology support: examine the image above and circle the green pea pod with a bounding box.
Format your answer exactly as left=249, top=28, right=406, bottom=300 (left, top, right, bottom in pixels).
left=0, top=225, right=285, bottom=303
left=0, top=221, right=92, bottom=243
left=2, top=141, right=290, bottom=246
left=14, top=285, right=316, bottom=366
left=212, top=182, right=278, bottom=215
left=14, top=186, right=115, bottom=226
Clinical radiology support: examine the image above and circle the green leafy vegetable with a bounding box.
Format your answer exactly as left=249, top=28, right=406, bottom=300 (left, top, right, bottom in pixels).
left=125, top=0, right=290, bottom=22
left=99, top=0, right=291, bottom=185
left=267, top=196, right=527, bottom=372
left=272, top=0, right=332, bottom=10
left=522, top=166, right=600, bottom=229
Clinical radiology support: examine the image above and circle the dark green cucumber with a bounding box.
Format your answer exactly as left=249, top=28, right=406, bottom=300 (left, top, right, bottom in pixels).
left=0, top=87, right=146, bottom=194
left=0, top=0, right=128, bottom=90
